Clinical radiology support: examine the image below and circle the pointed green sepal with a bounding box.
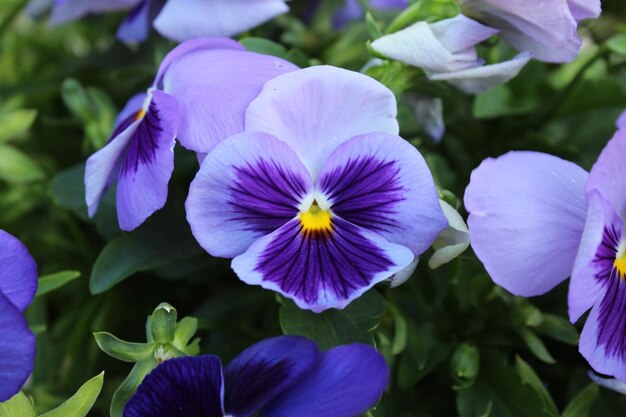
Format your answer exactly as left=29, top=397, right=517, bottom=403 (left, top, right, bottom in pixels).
left=94, top=332, right=154, bottom=363
left=150, top=303, right=177, bottom=343
left=0, top=392, right=37, bottom=417
left=40, top=372, right=104, bottom=417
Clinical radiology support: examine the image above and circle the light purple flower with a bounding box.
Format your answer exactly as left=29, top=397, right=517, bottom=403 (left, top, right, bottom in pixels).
left=186, top=66, right=447, bottom=312
left=124, top=336, right=388, bottom=417
left=334, top=0, right=408, bottom=28
left=371, top=15, right=532, bottom=93
left=0, top=230, right=37, bottom=402
left=51, top=0, right=289, bottom=43
left=464, top=111, right=626, bottom=382
left=85, top=38, right=298, bottom=231
left=459, top=0, right=602, bottom=63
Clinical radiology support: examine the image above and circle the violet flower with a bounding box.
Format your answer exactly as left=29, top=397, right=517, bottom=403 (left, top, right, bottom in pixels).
left=123, top=336, right=388, bottom=417
left=186, top=65, right=447, bottom=312
left=51, top=0, right=289, bottom=43
left=371, top=15, right=532, bottom=93
left=458, top=0, right=602, bottom=63
left=0, top=231, right=37, bottom=402
left=464, top=111, right=626, bottom=381
left=85, top=38, right=297, bottom=231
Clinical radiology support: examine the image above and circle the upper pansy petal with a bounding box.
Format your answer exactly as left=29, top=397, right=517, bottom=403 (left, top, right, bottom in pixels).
left=117, top=0, right=162, bottom=43
left=431, top=15, right=499, bottom=54
left=429, top=52, right=532, bottom=94
left=318, top=132, right=446, bottom=255
left=116, top=90, right=180, bottom=231
left=186, top=132, right=313, bottom=258
left=261, top=344, right=388, bottom=417
left=50, top=0, right=141, bottom=24
left=567, top=0, right=601, bottom=20
left=370, top=0, right=408, bottom=8
left=465, top=151, right=588, bottom=296
left=245, top=66, right=399, bottom=178
left=0, top=230, right=38, bottom=313
left=0, top=292, right=36, bottom=402
left=500, top=30, right=581, bottom=63
left=586, top=127, right=626, bottom=220
left=161, top=49, right=298, bottom=153
left=224, top=336, right=319, bottom=417
left=123, top=356, right=224, bottom=417
left=232, top=217, right=413, bottom=312
left=153, top=0, right=288, bottom=42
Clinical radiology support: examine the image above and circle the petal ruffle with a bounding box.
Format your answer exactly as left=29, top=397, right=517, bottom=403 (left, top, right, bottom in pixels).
left=464, top=151, right=588, bottom=296
left=245, top=66, right=399, bottom=178
left=160, top=48, right=297, bottom=153
left=567, top=0, right=601, bottom=21
left=318, top=132, right=446, bottom=255
left=232, top=217, right=413, bottom=312
left=123, top=356, right=224, bottom=417
left=116, top=90, right=180, bottom=231
left=224, top=336, right=319, bottom=417
left=186, top=132, right=313, bottom=258
left=0, top=292, right=35, bottom=402
left=153, top=0, right=288, bottom=42
left=0, top=230, right=38, bottom=313
left=261, top=344, right=388, bottom=417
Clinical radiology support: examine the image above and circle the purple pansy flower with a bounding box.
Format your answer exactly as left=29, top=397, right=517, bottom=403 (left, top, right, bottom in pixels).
left=123, top=336, right=388, bottom=417
left=85, top=38, right=298, bottom=231
left=186, top=65, right=447, bottom=312
left=464, top=111, right=626, bottom=381
left=51, top=0, right=289, bottom=43
left=0, top=230, right=38, bottom=402
left=458, top=0, right=602, bottom=63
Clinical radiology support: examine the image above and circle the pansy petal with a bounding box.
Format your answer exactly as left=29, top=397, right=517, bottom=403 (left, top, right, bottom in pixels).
left=114, top=93, right=148, bottom=132
left=429, top=52, right=532, bottom=94
left=589, top=373, right=626, bottom=394
left=388, top=256, right=419, bottom=288
left=161, top=49, right=297, bottom=153
left=124, top=356, right=224, bottom=417
left=567, top=0, right=601, bottom=21
left=586, top=127, right=626, bottom=220
left=569, top=192, right=617, bottom=322
left=116, top=90, right=180, bottom=231
left=245, top=66, right=399, bottom=178
left=370, top=0, right=408, bottom=8
left=232, top=217, right=413, bottom=312
left=153, top=0, right=288, bottom=42
left=50, top=0, right=141, bottom=24
left=431, top=15, right=499, bottom=54
left=261, top=344, right=388, bottom=417
left=500, top=30, right=581, bottom=63
left=0, top=230, right=38, bottom=313
left=186, top=132, right=313, bottom=258
left=465, top=151, right=588, bottom=296
left=224, top=336, right=319, bottom=417
left=616, top=110, right=626, bottom=129
left=0, top=292, right=36, bottom=402
left=117, top=0, right=162, bottom=43
left=318, top=132, right=446, bottom=255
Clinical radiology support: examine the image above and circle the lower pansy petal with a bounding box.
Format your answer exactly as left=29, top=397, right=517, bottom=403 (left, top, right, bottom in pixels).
left=124, top=356, right=224, bottom=417
left=116, top=90, right=180, bottom=231
left=186, top=132, right=313, bottom=258
left=232, top=217, right=414, bottom=312
left=0, top=292, right=36, bottom=402
left=224, top=336, right=319, bottom=417
left=0, top=230, right=37, bottom=313
left=318, top=132, right=446, bottom=255
left=465, top=151, right=588, bottom=296
left=261, top=344, right=388, bottom=417
left=153, top=0, right=288, bottom=41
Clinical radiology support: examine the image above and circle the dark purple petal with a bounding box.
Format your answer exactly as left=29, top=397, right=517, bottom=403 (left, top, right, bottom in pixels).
left=261, top=344, right=388, bottom=417
left=224, top=336, right=319, bottom=417
left=0, top=291, right=36, bottom=402
left=116, top=90, right=180, bottom=231
left=318, top=132, right=446, bottom=255
left=232, top=217, right=413, bottom=312
left=0, top=230, right=37, bottom=313
left=117, top=0, right=163, bottom=43
left=123, top=356, right=224, bottom=417
left=113, top=93, right=148, bottom=137
left=186, top=132, right=312, bottom=258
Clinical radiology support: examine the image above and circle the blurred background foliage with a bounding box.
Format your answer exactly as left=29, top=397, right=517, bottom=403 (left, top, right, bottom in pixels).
left=2, top=0, right=626, bottom=415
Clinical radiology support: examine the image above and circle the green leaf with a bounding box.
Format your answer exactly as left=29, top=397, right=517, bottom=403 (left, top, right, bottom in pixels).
left=0, top=144, right=44, bottom=183
left=606, top=34, right=626, bottom=56
left=110, top=359, right=158, bottom=417
left=94, top=332, right=154, bottom=362
left=240, top=37, right=288, bottom=58
left=365, top=12, right=383, bottom=39
left=451, top=343, right=480, bottom=389
left=0, top=392, right=36, bottom=417
left=562, top=384, right=599, bottom=417
left=515, top=356, right=559, bottom=416
left=385, top=0, right=459, bottom=33
left=36, top=271, right=81, bottom=297
left=40, top=372, right=104, bottom=417
left=473, top=85, right=539, bottom=119
left=0, top=109, right=37, bottom=143
left=279, top=290, right=386, bottom=349
left=519, top=328, right=556, bottom=364
left=534, top=314, right=579, bottom=346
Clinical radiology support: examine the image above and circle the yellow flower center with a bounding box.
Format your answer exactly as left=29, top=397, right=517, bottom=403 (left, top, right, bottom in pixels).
left=135, top=109, right=146, bottom=120
left=615, top=241, right=626, bottom=278
left=299, top=200, right=332, bottom=235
